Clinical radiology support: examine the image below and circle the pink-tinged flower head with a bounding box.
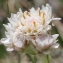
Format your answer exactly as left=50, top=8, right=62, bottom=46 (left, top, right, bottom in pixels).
left=0, top=4, right=60, bottom=52
left=32, top=34, right=59, bottom=54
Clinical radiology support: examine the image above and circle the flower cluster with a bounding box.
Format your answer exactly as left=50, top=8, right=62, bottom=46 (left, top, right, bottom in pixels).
left=0, top=4, right=61, bottom=54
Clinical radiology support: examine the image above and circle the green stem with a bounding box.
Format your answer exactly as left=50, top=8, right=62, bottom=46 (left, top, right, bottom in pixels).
left=41, top=54, right=50, bottom=63
left=46, top=54, right=50, bottom=63
left=33, top=55, right=37, bottom=63
left=17, top=53, right=21, bottom=63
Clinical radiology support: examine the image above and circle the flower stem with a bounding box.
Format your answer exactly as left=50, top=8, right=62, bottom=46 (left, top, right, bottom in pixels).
left=41, top=54, right=50, bottom=63
left=17, top=53, right=21, bottom=63
left=46, top=54, right=50, bottom=63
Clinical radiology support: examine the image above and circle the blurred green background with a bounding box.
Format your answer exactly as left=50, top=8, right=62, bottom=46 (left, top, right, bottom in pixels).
left=0, top=0, right=63, bottom=63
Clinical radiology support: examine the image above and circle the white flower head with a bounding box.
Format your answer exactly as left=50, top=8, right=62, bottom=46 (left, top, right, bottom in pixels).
left=3, top=4, right=61, bottom=36
left=32, top=34, right=59, bottom=54
left=0, top=4, right=60, bottom=52
left=1, top=32, right=27, bottom=51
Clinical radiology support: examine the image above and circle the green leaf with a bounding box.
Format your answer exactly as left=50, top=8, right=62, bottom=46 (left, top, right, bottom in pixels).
left=25, top=45, right=37, bottom=55
left=52, top=26, right=63, bottom=46
left=26, top=53, right=37, bottom=63
left=0, top=45, right=7, bottom=58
